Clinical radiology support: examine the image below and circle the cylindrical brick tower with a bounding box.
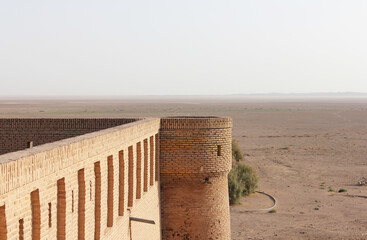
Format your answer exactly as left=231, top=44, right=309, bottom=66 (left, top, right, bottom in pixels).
left=159, top=117, right=232, bottom=240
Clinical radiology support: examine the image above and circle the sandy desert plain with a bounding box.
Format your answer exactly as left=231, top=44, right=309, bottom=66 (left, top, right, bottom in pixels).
left=1, top=96, right=367, bottom=240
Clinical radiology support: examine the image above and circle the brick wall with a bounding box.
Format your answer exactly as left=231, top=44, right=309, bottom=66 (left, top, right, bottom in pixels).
left=160, top=117, right=232, bottom=240
left=0, top=118, right=161, bottom=240
left=0, top=118, right=139, bottom=155
left=0, top=116, right=233, bottom=240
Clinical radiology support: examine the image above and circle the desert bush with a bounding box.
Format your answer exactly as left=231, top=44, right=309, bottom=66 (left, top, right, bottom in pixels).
left=232, top=140, right=243, bottom=162
left=228, top=167, right=244, bottom=205
left=228, top=140, right=258, bottom=205
left=236, top=162, right=258, bottom=196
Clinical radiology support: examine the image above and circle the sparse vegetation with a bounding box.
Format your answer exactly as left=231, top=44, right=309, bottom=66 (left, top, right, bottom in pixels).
left=232, top=140, right=244, bottom=162
left=314, top=207, right=319, bottom=210
left=358, top=177, right=367, bottom=186
left=269, top=209, right=277, bottom=213
left=328, top=186, right=334, bottom=192
left=228, top=169, right=243, bottom=204
left=228, top=140, right=258, bottom=205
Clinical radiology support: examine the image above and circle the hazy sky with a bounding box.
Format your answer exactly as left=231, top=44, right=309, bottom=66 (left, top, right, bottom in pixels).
left=1, top=1, right=367, bottom=96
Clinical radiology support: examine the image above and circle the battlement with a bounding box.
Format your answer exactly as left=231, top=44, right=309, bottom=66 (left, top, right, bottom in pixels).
left=0, top=117, right=232, bottom=240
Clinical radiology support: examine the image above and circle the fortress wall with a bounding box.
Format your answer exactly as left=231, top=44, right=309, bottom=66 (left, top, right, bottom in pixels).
left=159, top=117, right=232, bottom=240
left=0, top=118, right=161, bottom=240
left=0, top=118, right=139, bottom=155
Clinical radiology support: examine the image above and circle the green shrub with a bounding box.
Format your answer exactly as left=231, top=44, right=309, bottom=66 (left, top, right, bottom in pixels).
left=338, top=188, right=347, bottom=193
left=228, top=168, right=244, bottom=205
left=228, top=140, right=258, bottom=205
left=236, top=162, right=258, bottom=196
left=232, top=140, right=243, bottom=162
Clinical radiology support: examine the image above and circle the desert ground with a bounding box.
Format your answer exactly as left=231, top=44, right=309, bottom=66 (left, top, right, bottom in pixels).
left=1, top=96, right=367, bottom=239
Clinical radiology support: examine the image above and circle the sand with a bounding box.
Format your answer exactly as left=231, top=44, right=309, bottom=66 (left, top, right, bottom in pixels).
left=1, top=96, right=367, bottom=239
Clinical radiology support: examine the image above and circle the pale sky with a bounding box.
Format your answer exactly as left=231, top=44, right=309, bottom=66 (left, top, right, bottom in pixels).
left=1, top=1, right=366, bottom=96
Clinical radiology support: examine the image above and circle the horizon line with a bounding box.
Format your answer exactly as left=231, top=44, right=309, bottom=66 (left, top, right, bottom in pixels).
left=1, top=91, right=367, bottom=99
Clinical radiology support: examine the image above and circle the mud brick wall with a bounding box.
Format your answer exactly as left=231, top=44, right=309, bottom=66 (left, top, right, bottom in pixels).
left=0, top=116, right=233, bottom=240
left=0, top=118, right=161, bottom=240
left=159, top=117, right=232, bottom=240
left=0, top=118, right=139, bottom=155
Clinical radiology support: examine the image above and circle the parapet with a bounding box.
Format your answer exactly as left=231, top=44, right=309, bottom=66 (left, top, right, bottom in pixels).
left=160, top=116, right=232, bottom=178
left=0, top=118, right=161, bottom=240
left=0, top=118, right=140, bottom=156
left=160, top=116, right=232, bottom=129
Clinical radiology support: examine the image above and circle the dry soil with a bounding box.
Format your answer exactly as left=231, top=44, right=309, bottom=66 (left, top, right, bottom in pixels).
left=1, top=96, right=366, bottom=239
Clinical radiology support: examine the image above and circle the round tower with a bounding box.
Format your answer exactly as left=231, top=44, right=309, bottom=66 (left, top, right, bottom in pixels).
left=159, top=117, right=232, bottom=240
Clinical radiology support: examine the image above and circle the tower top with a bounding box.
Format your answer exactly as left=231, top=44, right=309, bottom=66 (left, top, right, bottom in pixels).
left=160, top=116, right=232, bottom=129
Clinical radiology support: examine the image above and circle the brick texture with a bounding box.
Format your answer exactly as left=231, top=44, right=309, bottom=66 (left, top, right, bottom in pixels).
left=31, top=189, right=41, bottom=240
left=94, top=162, right=101, bottom=240
left=107, top=155, right=114, bottom=228
left=0, top=117, right=231, bottom=240
left=160, top=117, right=232, bottom=240
left=118, top=151, right=124, bottom=217
left=18, top=219, right=23, bottom=240
left=0, top=118, right=161, bottom=240
left=0, top=118, right=139, bottom=155
left=136, top=142, right=142, bottom=199
left=0, top=205, right=7, bottom=239
left=144, top=139, right=148, bottom=192
left=78, top=169, right=85, bottom=240
left=57, top=178, right=66, bottom=240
